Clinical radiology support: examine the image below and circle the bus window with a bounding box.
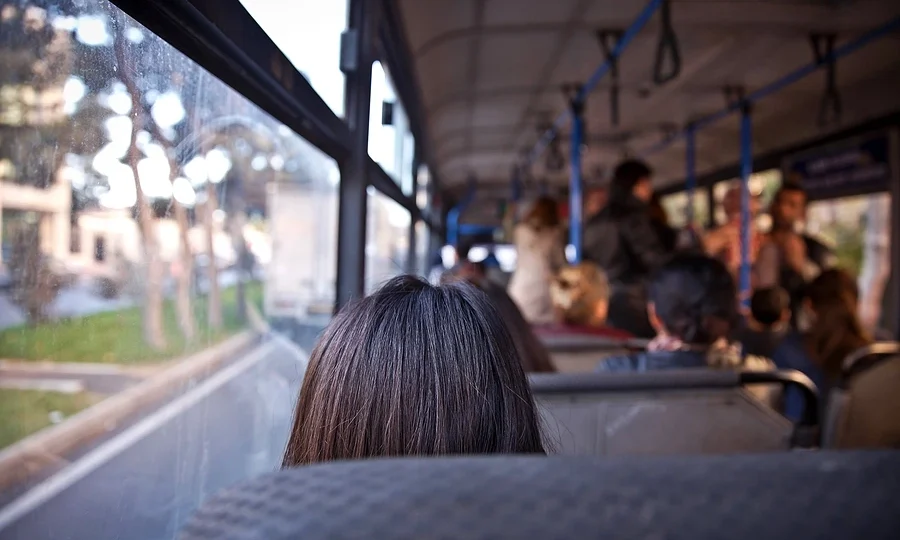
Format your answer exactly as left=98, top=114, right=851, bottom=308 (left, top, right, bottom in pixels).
left=414, top=220, right=429, bottom=277
left=660, top=190, right=708, bottom=229
left=806, top=193, right=892, bottom=330
left=0, top=2, right=341, bottom=537
left=366, top=188, right=411, bottom=293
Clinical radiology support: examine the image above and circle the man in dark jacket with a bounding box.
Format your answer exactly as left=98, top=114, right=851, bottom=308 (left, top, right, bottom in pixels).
left=582, top=160, right=672, bottom=338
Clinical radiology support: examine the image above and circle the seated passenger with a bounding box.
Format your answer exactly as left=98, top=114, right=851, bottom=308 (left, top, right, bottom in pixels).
left=772, top=268, right=872, bottom=421
left=735, top=287, right=790, bottom=358
left=447, top=260, right=556, bottom=373
left=544, top=262, right=633, bottom=340
left=282, top=276, right=546, bottom=466
left=597, top=253, right=776, bottom=403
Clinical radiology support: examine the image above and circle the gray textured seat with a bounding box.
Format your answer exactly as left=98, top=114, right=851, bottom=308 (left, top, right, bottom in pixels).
left=531, top=369, right=817, bottom=456
left=180, top=452, right=900, bottom=540
left=823, top=342, right=900, bottom=449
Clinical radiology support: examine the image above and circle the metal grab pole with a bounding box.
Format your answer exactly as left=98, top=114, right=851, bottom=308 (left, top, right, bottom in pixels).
left=570, top=100, right=585, bottom=263
left=739, top=104, right=753, bottom=309
left=685, top=124, right=697, bottom=226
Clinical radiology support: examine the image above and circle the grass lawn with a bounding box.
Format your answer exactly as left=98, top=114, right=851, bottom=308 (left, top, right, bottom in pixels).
left=0, top=389, right=100, bottom=450
left=0, top=281, right=263, bottom=365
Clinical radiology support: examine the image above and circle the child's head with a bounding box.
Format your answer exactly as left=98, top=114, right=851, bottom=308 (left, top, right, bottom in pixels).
left=750, top=287, right=790, bottom=329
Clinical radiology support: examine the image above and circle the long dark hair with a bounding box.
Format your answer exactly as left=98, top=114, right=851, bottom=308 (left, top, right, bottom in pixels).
left=648, top=253, right=738, bottom=345
left=282, top=275, right=546, bottom=467
left=804, top=269, right=871, bottom=382
left=609, top=159, right=652, bottom=208
left=450, top=274, right=556, bottom=373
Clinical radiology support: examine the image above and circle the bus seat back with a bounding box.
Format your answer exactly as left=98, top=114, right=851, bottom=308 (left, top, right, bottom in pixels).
left=531, top=371, right=793, bottom=456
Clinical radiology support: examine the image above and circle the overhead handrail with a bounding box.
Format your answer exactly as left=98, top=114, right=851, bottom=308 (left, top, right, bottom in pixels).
left=652, top=0, right=681, bottom=85
left=641, top=15, right=900, bottom=156
left=525, top=0, right=665, bottom=166
left=597, top=30, right=625, bottom=127
left=810, top=33, right=842, bottom=127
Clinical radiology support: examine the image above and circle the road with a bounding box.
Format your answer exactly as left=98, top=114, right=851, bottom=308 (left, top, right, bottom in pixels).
left=0, top=334, right=309, bottom=540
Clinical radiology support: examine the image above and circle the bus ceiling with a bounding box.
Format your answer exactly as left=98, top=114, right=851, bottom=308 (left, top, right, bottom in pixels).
left=396, top=0, right=900, bottom=193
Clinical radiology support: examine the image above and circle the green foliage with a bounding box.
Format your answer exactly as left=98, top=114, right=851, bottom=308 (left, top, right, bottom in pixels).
left=0, top=389, right=98, bottom=450
left=0, top=282, right=263, bottom=364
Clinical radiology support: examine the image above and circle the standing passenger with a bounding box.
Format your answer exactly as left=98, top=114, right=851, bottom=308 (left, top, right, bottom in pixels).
left=507, top=197, right=567, bottom=324
left=703, top=185, right=763, bottom=278
left=755, top=183, right=835, bottom=326
left=583, top=160, right=672, bottom=338
left=282, top=276, right=546, bottom=466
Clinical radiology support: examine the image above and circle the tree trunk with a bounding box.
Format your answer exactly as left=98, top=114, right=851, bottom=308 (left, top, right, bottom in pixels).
left=115, top=24, right=166, bottom=350
left=230, top=210, right=248, bottom=325
left=204, top=188, right=223, bottom=330
left=173, top=199, right=196, bottom=339
left=142, top=105, right=196, bottom=341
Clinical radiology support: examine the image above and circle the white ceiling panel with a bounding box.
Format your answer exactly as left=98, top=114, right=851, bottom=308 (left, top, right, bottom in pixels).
left=400, top=0, right=477, bottom=51
left=484, top=0, right=584, bottom=26
left=396, top=0, right=900, bottom=191
left=475, top=33, right=560, bottom=91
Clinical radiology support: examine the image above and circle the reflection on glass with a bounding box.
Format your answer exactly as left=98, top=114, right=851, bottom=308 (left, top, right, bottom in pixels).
left=365, top=188, right=410, bottom=293
left=238, top=0, right=347, bottom=116
left=0, top=2, right=336, bottom=537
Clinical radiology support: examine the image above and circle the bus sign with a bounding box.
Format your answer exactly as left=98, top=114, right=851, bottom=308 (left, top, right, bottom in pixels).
left=782, top=132, right=891, bottom=200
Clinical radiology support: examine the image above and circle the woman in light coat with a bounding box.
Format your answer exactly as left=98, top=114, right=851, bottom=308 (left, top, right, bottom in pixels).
left=507, top=197, right=567, bottom=324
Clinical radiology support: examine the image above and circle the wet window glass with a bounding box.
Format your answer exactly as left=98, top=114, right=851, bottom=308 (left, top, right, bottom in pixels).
left=365, top=187, right=410, bottom=293
left=0, top=1, right=337, bottom=537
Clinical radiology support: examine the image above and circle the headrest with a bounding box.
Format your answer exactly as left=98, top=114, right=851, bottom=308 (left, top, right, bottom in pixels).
left=181, top=451, right=900, bottom=540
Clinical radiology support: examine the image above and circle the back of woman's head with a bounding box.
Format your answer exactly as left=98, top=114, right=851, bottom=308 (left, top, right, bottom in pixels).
left=524, top=196, right=560, bottom=230
left=648, top=253, right=738, bottom=345
left=282, top=275, right=545, bottom=467
left=804, top=268, right=870, bottom=380
left=443, top=272, right=556, bottom=373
